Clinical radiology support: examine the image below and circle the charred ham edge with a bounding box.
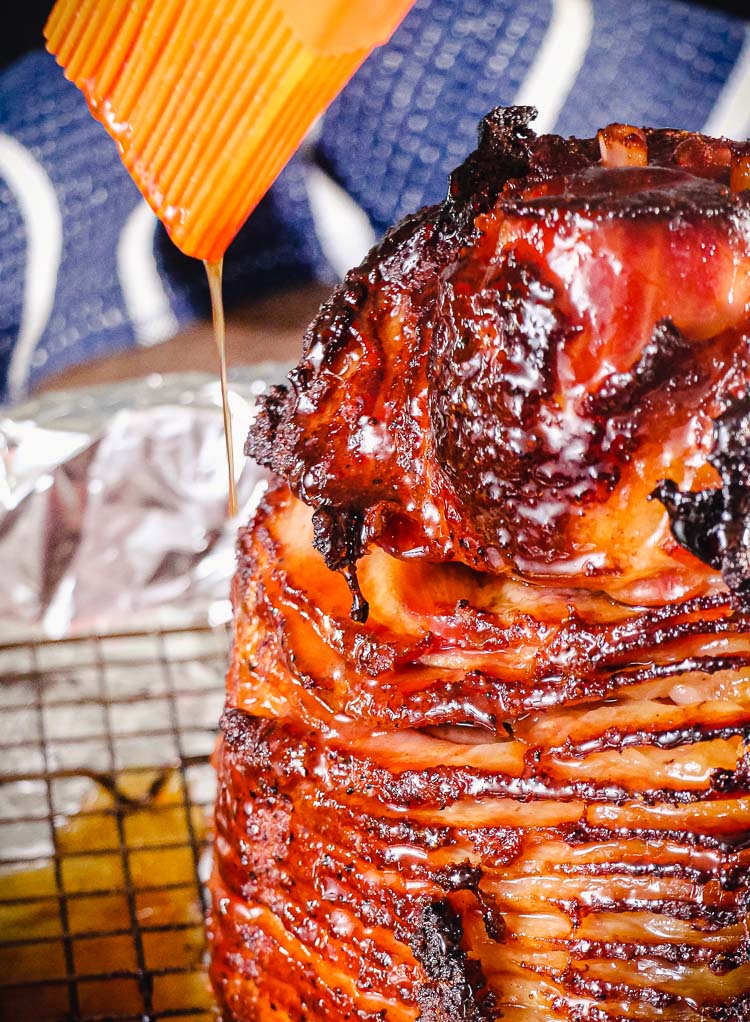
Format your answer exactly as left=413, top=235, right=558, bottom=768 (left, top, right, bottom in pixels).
left=311, top=504, right=369, bottom=623
left=407, top=900, right=496, bottom=1022
left=653, top=393, right=750, bottom=601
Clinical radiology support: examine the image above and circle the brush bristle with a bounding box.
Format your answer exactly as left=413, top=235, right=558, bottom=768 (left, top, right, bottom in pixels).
left=45, top=0, right=409, bottom=260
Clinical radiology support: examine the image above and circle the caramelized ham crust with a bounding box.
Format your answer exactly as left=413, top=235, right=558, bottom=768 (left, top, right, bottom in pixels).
left=211, top=109, right=750, bottom=1021
left=248, top=108, right=750, bottom=609
left=209, top=486, right=750, bottom=1022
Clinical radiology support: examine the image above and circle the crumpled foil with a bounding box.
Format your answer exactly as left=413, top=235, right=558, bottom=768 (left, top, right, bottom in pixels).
left=0, top=367, right=286, bottom=640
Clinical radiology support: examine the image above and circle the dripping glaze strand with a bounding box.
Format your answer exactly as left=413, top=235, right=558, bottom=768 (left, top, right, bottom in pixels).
left=205, top=257, right=238, bottom=518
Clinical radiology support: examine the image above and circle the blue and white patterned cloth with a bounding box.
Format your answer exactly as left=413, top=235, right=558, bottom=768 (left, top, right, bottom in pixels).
left=0, top=0, right=748, bottom=402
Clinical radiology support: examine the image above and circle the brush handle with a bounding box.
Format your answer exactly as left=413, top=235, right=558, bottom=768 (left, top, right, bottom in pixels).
left=277, top=0, right=415, bottom=53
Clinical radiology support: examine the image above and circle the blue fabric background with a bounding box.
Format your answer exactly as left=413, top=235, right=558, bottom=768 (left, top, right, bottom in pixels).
left=0, top=0, right=747, bottom=401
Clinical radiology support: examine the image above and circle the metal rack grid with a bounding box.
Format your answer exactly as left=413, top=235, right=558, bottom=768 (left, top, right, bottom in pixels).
left=0, top=626, right=228, bottom=1022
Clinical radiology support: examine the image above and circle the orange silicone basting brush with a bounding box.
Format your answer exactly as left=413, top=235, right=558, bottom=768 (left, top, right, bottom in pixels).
left=44, top=0, right=414, bottom=516
left=44, top=0, right=415, bottom=263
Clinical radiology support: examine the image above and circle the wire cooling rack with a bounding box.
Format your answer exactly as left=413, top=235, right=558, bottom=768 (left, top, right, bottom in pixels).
left=0, top=626, right=228, bottom=1022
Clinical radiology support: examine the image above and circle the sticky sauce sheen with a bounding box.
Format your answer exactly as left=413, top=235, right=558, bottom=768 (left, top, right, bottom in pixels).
left=205, top=257, right=238, bottom=518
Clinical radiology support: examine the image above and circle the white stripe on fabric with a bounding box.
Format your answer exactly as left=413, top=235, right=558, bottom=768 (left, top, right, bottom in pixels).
left=305, top=163, right=377, bottom=280
left=703, top=25, right=750, bottom=140
left=0, top=133, right=63, bottom=403
left=513, top=0, right=594, bottom=134
left=117, top=199, right=179, bottom=347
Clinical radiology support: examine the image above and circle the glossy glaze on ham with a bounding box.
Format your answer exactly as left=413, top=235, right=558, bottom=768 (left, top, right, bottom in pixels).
left=210, top=487, right=750, bottom=1021
left=248, top=107, right=750, bottom=612
left=209, top=109, right=750, bottom=1021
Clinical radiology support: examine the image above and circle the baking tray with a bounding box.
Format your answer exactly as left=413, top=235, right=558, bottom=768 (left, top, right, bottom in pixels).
left=0, top=625, right=228, bottom=1021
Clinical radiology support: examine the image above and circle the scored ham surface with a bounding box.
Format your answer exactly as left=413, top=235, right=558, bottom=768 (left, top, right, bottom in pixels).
left=209, top=109, right=750, bottom=1021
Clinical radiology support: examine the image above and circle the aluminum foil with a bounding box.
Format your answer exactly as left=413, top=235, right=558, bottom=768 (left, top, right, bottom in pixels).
left=0, top=367, right=286, bottom=640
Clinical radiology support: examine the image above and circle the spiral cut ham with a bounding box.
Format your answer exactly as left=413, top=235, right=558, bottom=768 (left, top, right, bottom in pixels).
left=209, top=108, right=750, bottom=1021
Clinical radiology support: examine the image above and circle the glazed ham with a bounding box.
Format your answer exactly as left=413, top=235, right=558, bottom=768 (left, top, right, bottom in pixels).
left=209, top=109, right=750, bottom=1021
left=248, top=107, right=750, bottom=611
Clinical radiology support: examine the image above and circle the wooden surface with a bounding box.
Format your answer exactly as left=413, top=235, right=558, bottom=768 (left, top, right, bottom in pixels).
left=37, top=283, right=330, bottom=392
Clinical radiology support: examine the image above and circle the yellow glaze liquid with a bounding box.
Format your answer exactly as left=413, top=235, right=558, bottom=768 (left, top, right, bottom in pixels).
left=0, top=773, right=212, bottom=1021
